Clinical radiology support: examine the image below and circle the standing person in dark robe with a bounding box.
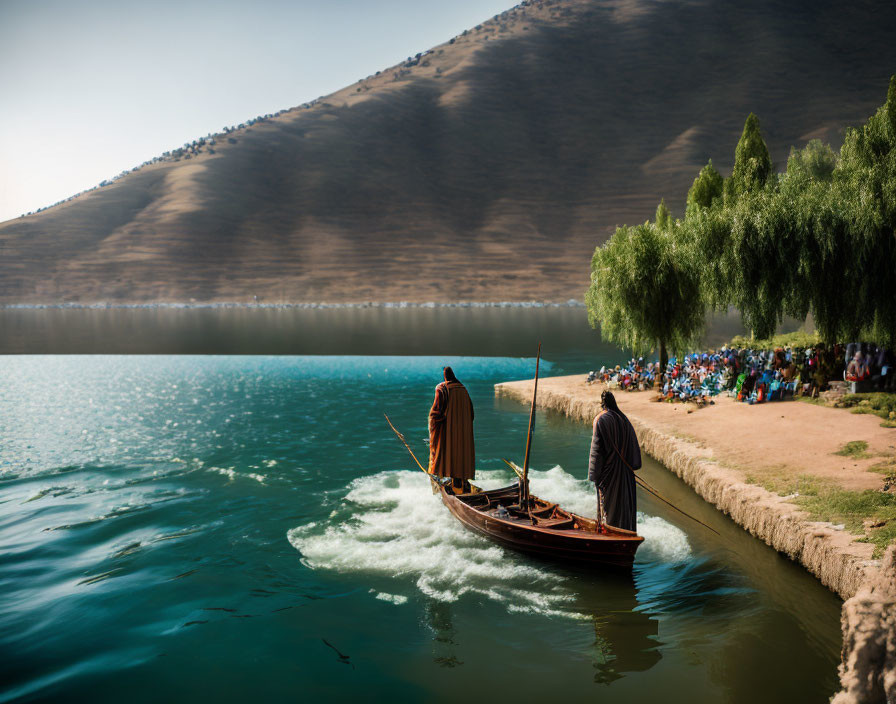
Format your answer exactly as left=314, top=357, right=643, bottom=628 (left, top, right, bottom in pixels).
left=429, top=367, right=475, bottom=493
left=588, top=390, right=642, bottom=531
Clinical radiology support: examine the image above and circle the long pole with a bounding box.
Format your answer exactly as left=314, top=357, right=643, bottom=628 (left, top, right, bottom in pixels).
left=633, top=474, right=720, bottom=535
left=501, top=458, right=719, bottom=536
left=520, top=342, right=541, bottom=509
left=384, top=413, right=429, bottom=475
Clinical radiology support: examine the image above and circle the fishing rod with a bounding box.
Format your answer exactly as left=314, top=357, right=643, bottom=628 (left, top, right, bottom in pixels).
left=502, top=457, right=719, bottom=536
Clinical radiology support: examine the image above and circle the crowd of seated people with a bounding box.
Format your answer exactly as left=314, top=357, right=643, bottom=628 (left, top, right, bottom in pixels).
left=844, top=343, right=893, bottom=390
left=586, top=358, right=657, bottom=391
left=716, top=347, right=804, bottom=403
left=659, top=352, right=726, bottom=403
left=586, top=341, right=893, bottom=406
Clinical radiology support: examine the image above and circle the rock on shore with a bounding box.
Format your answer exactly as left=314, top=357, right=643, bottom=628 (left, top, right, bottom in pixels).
left=834, top=545, right=896, bottom=704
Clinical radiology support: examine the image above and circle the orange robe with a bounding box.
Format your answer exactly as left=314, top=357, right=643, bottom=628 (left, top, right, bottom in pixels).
left=428, top=380, right=475, bottom=479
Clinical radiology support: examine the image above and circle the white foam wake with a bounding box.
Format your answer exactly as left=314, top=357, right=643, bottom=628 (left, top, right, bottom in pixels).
left=288, top=466, right=691, bottom=615
left=288, top=470, right=580, bottom=618
left=206, top=466, right=266, bottom=483
left=492, top=466, right=692, bottom=564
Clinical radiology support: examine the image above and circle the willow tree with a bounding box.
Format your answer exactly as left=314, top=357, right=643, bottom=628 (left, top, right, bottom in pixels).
left=685, top=112, right=797, bottom=339
left=685, top=159, right=723, bottom=214
left=654, top=199, right=672, bottom=229
left=725, top=112, right=773, bottom=201
left=585, top=214, right=704, bottom=380
left=832, top=74, right=896, bottom=347
left=764, top=76, right=896, bottom=346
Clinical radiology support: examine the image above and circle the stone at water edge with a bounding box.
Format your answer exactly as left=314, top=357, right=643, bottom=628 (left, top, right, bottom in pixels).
left=833, top=545, right=896, bottom=704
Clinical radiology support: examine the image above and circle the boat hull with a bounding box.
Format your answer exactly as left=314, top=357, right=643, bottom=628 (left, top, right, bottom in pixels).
left=438, top=483, right=643, bottom=568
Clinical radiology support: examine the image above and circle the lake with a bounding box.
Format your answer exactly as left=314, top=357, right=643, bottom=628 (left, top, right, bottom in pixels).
left=0, top=310, right=840, bottom=702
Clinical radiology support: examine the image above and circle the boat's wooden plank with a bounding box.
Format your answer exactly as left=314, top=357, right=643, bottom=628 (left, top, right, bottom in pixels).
left=438, top=481, right=643, bottom=567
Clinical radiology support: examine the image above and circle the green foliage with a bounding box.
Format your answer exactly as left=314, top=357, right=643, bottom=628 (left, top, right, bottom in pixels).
left=690, top=113, right=798, bottom=338
left=834, top=440, right=871, bottom=458
left=796, top=488, right=896, bottom=558
left=836, top=393, right=896, bottom=426
left=726, top=113, right=773, bottom=199
left=750, top=468, right=896, bottom=558
left=723, top=187, right=811, bottom=338
left=686, top=160, right=723, bottom=213
left=834, top=75, right=896, bottom=347
left=726, top=330, right=820, bottom=350
left=589, top=76, right=896, bottom=363
left=786, top=139, right=837, bottom=184
left=692, top=77, right=896, bottom=346
left=585, top=219, right=704, bottom=368
left=654, top=199, right=671, bottom=229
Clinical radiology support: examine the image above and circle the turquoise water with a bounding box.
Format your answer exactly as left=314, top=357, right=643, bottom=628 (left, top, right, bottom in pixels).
left=0, top=354, right=841, bottom=702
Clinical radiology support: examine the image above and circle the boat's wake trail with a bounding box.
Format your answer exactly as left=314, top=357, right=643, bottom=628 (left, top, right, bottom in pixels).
left=289, top=469, right=581, bottom=618
left=288, top=467, right=690, bottom=617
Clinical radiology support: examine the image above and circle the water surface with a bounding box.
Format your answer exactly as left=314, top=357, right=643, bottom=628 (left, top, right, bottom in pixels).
left=0, top=353, right=841, bottom=703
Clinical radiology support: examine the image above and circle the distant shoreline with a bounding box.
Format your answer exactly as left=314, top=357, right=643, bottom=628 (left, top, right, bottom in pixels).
left=1, top=300, right=585, bottom=310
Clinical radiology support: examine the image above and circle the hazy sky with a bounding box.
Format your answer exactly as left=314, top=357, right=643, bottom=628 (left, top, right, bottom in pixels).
left=0, top=0, right=513, bottom=223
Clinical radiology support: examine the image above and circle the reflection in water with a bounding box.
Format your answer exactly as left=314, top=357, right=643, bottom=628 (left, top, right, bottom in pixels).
left=420, top=574, right=664, bottom=683
left=0, top=306, right=749, bottom=359
left=569, top=572, right=664, bottom=685
left=425, top=600, right=464, bottom=668
left=588, top=602, right=661, bottom=684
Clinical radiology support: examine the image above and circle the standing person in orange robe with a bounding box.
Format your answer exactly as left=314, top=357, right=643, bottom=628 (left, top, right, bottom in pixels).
left=429, top=367, right=475, bottom=493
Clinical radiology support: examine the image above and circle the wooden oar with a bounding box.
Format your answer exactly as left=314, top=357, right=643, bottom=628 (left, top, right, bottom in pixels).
left=384, top=414, right=428, bottom=473
left=384, top=414, right=445, bottom=494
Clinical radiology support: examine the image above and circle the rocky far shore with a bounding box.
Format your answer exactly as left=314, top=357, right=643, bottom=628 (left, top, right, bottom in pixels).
left=495, top=375, right=896, bottom=702
left=0, top=300, right=585, bottom=310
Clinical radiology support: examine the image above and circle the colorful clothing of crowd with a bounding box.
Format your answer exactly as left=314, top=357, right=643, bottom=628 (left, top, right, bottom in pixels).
left=587, top=358, right=657, bottom=391
left=587, top=342, right=893, bottom=405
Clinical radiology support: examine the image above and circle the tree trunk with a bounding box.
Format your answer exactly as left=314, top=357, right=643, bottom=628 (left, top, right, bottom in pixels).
left=660, top=339, right=668, bottom=388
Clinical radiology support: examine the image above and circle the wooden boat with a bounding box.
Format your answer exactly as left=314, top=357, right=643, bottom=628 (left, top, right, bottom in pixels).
left=385, top=342, right=650, bottom=569
left=437, top=480, right=644, bottom=568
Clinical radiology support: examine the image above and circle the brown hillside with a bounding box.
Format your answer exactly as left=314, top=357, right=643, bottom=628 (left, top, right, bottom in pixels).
left=2, top=0, right=896, bottom=304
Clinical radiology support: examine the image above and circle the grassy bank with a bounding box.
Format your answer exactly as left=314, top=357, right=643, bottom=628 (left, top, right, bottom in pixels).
left=746, top=442, right=896, bottom=558
left=799, top=392, right=896, bottom=428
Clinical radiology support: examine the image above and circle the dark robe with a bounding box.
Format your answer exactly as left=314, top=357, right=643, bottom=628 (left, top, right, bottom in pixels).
left=429, top=380, right=475, bottom=479
left=588, top=410, right=641, bottom=531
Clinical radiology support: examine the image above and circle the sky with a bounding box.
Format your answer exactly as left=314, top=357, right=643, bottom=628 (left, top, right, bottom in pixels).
left=0, top=0, right=514, bottom=223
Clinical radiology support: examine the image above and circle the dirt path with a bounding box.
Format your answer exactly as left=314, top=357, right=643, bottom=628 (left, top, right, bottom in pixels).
left=514, top=375, right=895, bottom=491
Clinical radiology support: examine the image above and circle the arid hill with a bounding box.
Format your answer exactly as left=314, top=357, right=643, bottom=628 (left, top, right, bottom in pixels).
left=2, top=0, right=896, bottom=304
